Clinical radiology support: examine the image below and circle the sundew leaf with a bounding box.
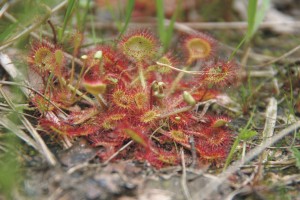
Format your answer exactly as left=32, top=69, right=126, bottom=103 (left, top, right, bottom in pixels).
left=123, top=128, right=147, bottom=147
left=239, top=129, right=257, bottom=141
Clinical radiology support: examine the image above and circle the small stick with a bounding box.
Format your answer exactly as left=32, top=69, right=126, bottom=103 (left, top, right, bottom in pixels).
left=103, top=140, right=133, bottom=165
left=255, top=44, right=300, bottom=67
left=261, top=97, right=277, bottom=162
left=189, top=135, right=197, bottom=168
left=180, top=148, right=192, bottom=200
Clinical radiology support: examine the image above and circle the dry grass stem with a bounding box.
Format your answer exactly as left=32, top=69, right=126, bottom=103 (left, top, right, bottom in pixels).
left=0, top=86, right=57, bottom=166
left=256, top=44, right=300, bottom=67
left=261, top=97, right=277, bottom=161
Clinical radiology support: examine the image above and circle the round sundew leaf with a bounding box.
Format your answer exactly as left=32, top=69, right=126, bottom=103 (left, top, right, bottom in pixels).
left=112, top=90, right=132, bottom=109
left=34, top=47, right=53, bottom=70
left=182, top=33, right=216, bottom=64
left=169, top=130, right=188, bottom=144
left=140, top=110, right=158, bottom=123
left=120, top=30, right=158, bottom=62
left=123, top=36, right=155, bottom=61
left=34, top=47, right=52, bottom=63
left=101, top=113, right=126, bottom=130
left=134, top=92, right=148, bottom=109
left=187, top=38, right=211, bottom=58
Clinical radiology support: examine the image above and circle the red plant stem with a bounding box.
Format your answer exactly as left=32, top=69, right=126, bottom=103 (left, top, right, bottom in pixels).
left=137, top=62, right=146, bottom=89
left=149, top=85, right=154, bottom=110
left=47, top=20, right=57, bottom=44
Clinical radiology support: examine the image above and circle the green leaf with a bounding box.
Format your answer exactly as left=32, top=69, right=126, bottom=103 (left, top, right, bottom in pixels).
left=229, top=0, right=270, bottom=59
left=58, top=0, right=77, bottom=42
left=118, top=0, right=135, bottom=38
left=0, top=134, right=21, bottom=199
left=156, top=0, right=178, bottom=51
left=123, top=128, right=147, bottom=147
left=246, top=0, right=270, bottom=41
left=0, top=23, right=18, bottom=43
left=156, top=0, right=165, bottom=46
left=291, top=147, right=300, bottom=169
left=163, top=2, right=178, bottom=51
left=239, top=129, right=257, bottom=140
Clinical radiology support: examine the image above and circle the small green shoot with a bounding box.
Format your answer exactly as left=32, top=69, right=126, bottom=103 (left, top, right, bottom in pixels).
left=58, top=0, right=77, bottom=42
left=0, top=134, right=21, bottom=200
left=229, top=0, right=270, bottom=59
left=291, top=147, right=300, bottom=169
left=224, top=112, right=257, bottom=170
left=246, top=0, right=270, bottom=41
left=118, top=0, right=135, bottom=39
left=156, top=0, right=179, bottom=51
left=76, top=0, right=91, bottom=32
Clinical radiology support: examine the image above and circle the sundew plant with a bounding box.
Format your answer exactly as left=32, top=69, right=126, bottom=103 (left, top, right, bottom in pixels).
left=28, top=28, right=238, bottom=168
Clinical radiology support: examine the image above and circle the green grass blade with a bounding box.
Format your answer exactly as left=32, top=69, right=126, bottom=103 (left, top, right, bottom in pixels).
left=229, top=0, right=270, bottom=59
left=246, top=0, right=257, bottom=40
left=291, top=147, right=300, bottom=169
left=223, top=111, right=255, bottom=170
left=246, top=0, right=270, bottom=41
left=58, top=0, right=77, bottom=42
left=254, top=0, right=270, bottom=35
left=163, top=2, right=179, bottom=51
left=0, top=23, right=18, bottom=43
left=118, top=0, right=135, bottom=39
left=77, top=0, right=91, bottom=32
left=156, top=0, right=165, bottom=45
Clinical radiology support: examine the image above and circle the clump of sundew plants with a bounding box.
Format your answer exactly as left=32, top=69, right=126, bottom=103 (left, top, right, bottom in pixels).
left=28, top=28, right=238, bottom=168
